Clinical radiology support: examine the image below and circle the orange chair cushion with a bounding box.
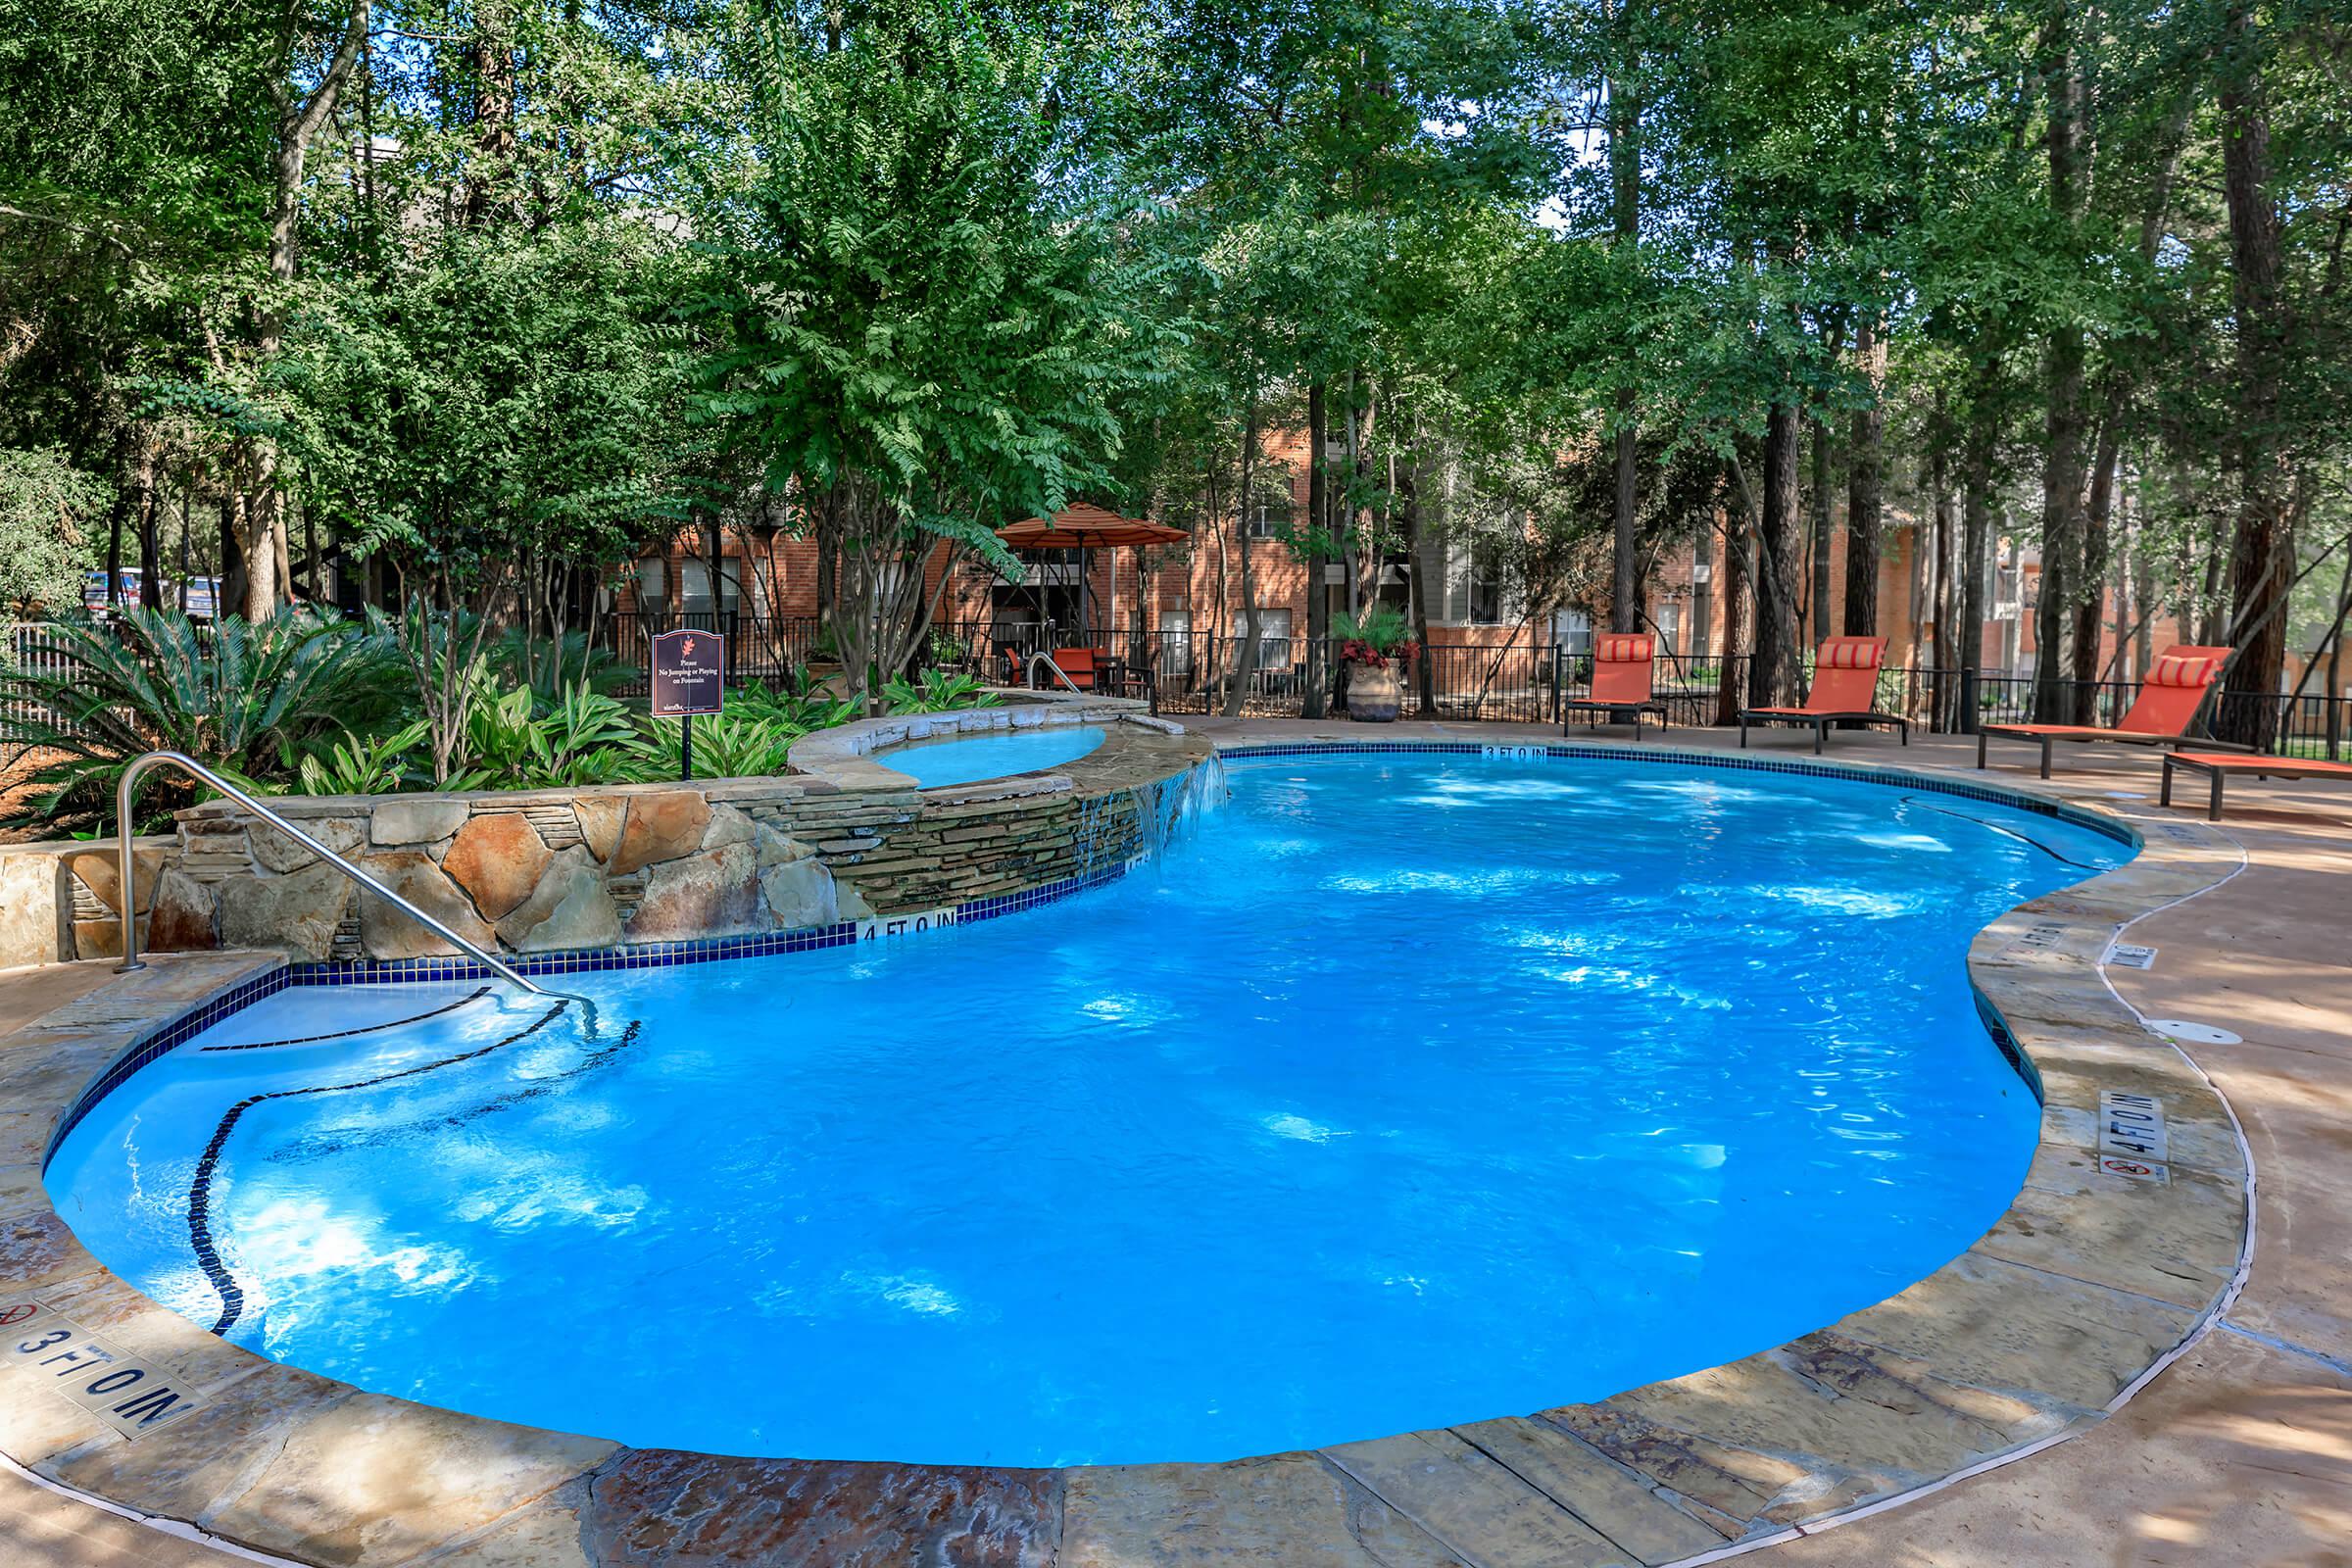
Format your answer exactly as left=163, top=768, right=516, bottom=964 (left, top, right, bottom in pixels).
left=1595, top=634, right=1653, bottom=664
left=1801, top=637, right=1886, bottom=712
left=1817, top=636, right=1887, bottom=670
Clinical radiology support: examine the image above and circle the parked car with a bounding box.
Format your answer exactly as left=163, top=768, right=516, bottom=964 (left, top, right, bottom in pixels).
left=81, top=570, right=221, bottom=620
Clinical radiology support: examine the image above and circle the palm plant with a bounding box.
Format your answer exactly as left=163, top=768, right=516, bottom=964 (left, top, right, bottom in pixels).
left=0, top=607, right=405, bottom=830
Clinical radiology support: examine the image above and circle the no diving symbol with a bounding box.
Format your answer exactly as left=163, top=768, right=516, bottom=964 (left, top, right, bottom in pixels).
left=0, top=1304, right=35, bottom=1328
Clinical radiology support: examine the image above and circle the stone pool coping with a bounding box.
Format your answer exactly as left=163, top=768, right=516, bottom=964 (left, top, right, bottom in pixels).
left=0, top=743, right=2253, bottom=1568
left=784, top=689, right=1164, bottom=794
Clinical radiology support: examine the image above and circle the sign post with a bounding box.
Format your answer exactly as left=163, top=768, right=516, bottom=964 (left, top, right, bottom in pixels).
left=649, top=629, right=725, bottom=780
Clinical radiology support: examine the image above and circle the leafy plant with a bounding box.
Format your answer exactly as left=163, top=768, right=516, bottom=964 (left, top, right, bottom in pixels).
left=637, top=711, right=800, bottom=779
left=731, top=681, right=860, bottom=732
left=451, top=683, right=646, bottom=791
left=488, top=626, right=630, bottom=703
left=1332, top=606, right=1419, bottom=669
left=294, top=721, right=431, bottom=797
left=882, top=668, right=1002, bottom=714
left=0, top=607, right=406, bottom=830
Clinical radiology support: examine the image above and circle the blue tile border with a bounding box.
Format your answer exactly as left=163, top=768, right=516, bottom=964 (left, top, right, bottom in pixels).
left=46, top=740, right=2129, bottom=1156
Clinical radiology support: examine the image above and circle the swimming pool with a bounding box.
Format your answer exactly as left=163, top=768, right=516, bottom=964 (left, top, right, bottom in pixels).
left=877, top=722, right=1106, bottom=787
left=45, top=752, right=2129, bottom=1466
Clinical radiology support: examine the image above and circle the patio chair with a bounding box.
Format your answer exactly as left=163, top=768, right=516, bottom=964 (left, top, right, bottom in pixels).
left=2162, top=752, right=2352, bottom=820
left=1561, top=633, right=1668, bottom=740
left=1045, top=647, right=1099, bottom=691
left=1740, top=636, right=1909, bottom=754
left=1977, top=645, right=2245, bottom=778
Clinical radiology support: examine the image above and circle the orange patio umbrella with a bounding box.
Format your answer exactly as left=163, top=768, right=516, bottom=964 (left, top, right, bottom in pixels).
left=995, top=505, right=1187, bottom=638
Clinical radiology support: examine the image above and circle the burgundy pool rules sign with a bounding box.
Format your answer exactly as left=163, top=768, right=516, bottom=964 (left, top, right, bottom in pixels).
left=649, top=629, right=724, bottom=778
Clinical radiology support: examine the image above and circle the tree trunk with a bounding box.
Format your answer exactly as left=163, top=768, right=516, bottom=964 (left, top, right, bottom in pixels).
left=102, top=429, right=132, bottom=608
left=1222, top=404, right=1262, bottom=718
left=1752, top=403, right=1805, bottom=707
left=136, top=444, right=163, bottom=611
left=464, top=0, right=516, bottom=225
left=247, top=0, right=370, bottom=622
left=1961, top=404, right=1994, bottom=718
left=1807, top=417, right=1833, bottom=643
left=1842, top=315, right=1886, bottom=636
left=1608, top=33, right=1641, bottom=632
left=2213, top=0, right=2289, bottom=748
left=1714, top=499, right=1748, bottom=726
left=2035, top=0, right=2086, bottom=721
left=1304, top=379, right=1329, bottom=717
left=1929, top=434, right=1955, bottom=722
left=1402, top=466, right=1435, bottom=714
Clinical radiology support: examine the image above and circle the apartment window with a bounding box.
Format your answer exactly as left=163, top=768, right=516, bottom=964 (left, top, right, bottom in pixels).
left=1253, top=608, right=1294, bottom=668
left=633, top=557, right=667, bottom=614
left=1552, top=609, right=1592, bottom=656
left=1247, top=502, right=1281, bottom=540
left=1443, top=541, right=1505, bottom=625
left=1655, top=602, right=1683, bottom=656
left=678, top=559, right=740, bottom=618
left=1159, top=611, right=1193, bottom=677
left=1468, top=545, right=1502, bottom=625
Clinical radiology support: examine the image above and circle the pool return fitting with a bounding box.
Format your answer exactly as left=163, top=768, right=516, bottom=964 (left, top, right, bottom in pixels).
left=114, top=751, right=550, bottom=997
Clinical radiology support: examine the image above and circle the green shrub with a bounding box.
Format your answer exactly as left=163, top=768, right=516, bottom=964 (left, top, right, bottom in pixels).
left=0, top=607, right=406, bottom=830
left=883, top=669, right=1002, bottom=713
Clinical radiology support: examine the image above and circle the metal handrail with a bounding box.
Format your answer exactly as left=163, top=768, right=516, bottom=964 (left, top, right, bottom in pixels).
left=115, top=751, right=548, bottom=995
left=1026, top=651, right=1087, bottom=695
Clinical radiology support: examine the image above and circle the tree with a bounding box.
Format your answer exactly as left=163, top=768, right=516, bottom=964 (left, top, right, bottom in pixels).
left=0, top=449, right=108, bottom=614
left=698, top=0, right=1171, bottom=711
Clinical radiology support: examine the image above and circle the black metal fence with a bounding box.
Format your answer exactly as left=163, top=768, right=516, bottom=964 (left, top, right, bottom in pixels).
left=598, top=613, right=2352, bottom=760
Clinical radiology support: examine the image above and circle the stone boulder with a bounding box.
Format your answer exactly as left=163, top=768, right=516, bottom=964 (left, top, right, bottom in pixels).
left=144, top=869, right=220, bottom=954
left=357, top=850, right=498, bottom=960
left=760, top=858, right=839, bottom=930
left=369, top=798, right=468, bottom=848
left=67, top=846, right=166, bottom=916
left=700, top=803, right=757, bottom=852
left=495, top=847, right=622, bottom=954
left=574, top=797, right=628, bottom=863
left=248, top=814, right=365, bottom=875
left=753, top=823, right=813, bottom=869
left=441, top=812, right=553, bottom=921
left=610, top=791, right=710, bottom=876
left=218, top=862, right=351, bottom=961
left=622, top=841, right=762, bottom=942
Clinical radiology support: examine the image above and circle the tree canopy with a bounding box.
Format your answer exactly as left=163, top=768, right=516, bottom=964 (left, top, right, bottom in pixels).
left=2, top=0, right=2347, bottom=727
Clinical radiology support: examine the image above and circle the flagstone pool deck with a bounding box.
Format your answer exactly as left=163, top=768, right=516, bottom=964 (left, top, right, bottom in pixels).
left=1, top=724, right=2345, bottom=1567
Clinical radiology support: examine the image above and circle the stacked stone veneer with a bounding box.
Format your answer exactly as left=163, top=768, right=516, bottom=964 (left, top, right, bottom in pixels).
left=50, top=710, right=1208, bottom=964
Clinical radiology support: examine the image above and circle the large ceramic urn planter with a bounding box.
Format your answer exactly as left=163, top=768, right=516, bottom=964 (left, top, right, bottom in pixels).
left=1348, top=662, right=1402, bottom=722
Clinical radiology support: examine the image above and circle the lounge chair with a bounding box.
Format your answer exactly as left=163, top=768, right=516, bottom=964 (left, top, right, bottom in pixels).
left=1977, top=646, right=2243, bottom=778
left=2161, top=752, right=2352, bottom=820
left=1046, top=647, right=1099, bottom=691
left=1740, top=637, right=1909, bottom=754
left=1561, top=633, right=1668, bottom=740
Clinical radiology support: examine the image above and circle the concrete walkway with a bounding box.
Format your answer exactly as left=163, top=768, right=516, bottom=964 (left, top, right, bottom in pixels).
left=2, top=721, right=2346, bottom=1566
left=0, top=965, right=255, bottom=1566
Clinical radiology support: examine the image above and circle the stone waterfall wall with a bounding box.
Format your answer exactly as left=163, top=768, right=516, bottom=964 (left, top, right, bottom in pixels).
left=38, top=715, right=1211, bottom=965
left=66, top=789, right=849, bottom=964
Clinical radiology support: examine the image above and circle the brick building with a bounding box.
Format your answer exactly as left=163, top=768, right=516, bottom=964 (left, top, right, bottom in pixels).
left=620, top=436, right=2207, bottom=688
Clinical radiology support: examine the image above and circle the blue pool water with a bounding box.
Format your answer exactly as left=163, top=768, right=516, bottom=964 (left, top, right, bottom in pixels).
left=45, top=754, right=2129, bottom=1465
left=880, top=723, right=1106, bottom=787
